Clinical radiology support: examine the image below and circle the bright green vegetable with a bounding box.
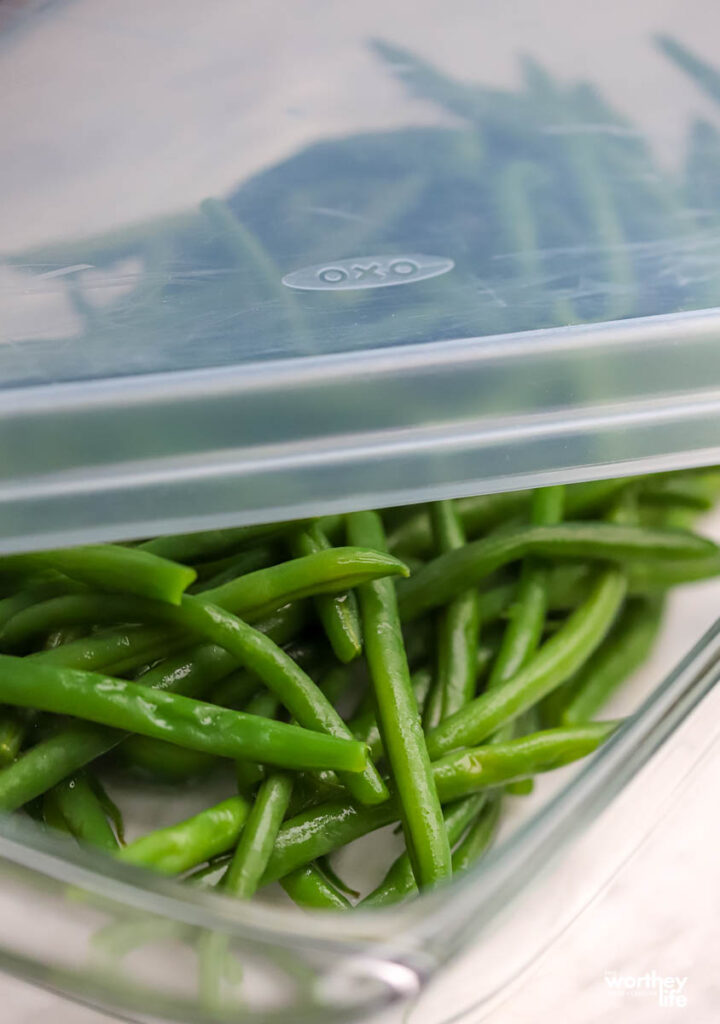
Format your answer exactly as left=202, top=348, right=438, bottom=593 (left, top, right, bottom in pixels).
left=280, top=864, right=352, bottom=910
left=398, top=522, right=713, bottom=622
left=362, top=794, right=486, bottom=906
left=0, top=550, right=406, bottom=647
left=137, top=520, right=306, bottom=563
left=0, top=723, right=119, bottom=813
left=190, top=545, right=277, bottom=592
left=261, top=723, right=617, bottom=884
left=223, top=774, right=293, bottom=898
left=0, top=467, right=715, bottom=912
left=348, top=510, right=451, bottom=889
left=119, top=736, right=218, bottom=783
left=0, top=545, right=195, bottom=605
left=119, top=796, right=252, bottom=875
left=350, top=667, right=433, bottom=763
left=43, top=772, right=119, bottom=852
left=291, top=525, right=363, bottom=663
left=0, top=655, right=368, bottom=774
left=0, top=709, right=28, bottom=765
left=2, top=594, right=387, bottom=805
left=488, top=487, right=565, bottom=690
left=203, top=547, right=408, bottom=621
left=0, top=614, right=296, bottom=811
left=426, top=569, right=626, bottom=758
left=489, top=485, right=565, bottom=795
left=452, top=794, right=502, bottom=873
left=424, top=500, right=480, bottom=729
left=388, top=478, right=630, bottom=558
left=562, top=597, right=664, bottom=725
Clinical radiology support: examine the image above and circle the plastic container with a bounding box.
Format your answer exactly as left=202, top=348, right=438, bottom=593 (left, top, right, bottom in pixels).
left=3, top=2, right=720, bottom=1021
left=0, top=578, right=718, bottom=1024
left=4, top=1, right=720, bottom=551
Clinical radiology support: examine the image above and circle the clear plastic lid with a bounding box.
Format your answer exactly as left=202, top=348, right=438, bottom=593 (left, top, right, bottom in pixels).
left=2, top=1, right=720, bottom=549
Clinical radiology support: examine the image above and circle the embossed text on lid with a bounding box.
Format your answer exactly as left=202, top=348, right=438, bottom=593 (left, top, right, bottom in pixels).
left=282, top=254, right=455, bottom=291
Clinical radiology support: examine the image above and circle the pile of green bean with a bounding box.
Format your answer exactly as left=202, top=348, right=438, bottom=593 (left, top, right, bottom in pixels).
left=0, top=467, right=717, bottom=912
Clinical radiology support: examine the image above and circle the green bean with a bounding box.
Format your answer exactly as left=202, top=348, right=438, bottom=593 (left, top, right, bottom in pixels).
left=43, top=772, right=119, bottom=852
left=640, top=503, right=699, bottom=532
left=359, top=641, right=496, bottom=758
left=504, top=704, right=541, bottom=795
left=424, top=500, right=480, bottom=728
left=0, top=549, right=405, bottom=650
left=90, top=775, right=125, bottom=844
left=280, top=865, right=352, bottom=910
left=0, top=583, right=84, bottom=630
left=431, top=722, right=619, bottom=802
left=489, top=486, right=565, bottom=794
left=642, top=471, right=720, bottom=511
left=350, top=667, right=433, bottom=764
left=362, top=795, right=485, bottom=906
left=190, top=545, right=277, bottom=592
left=0, top=723, right=120, bottom=812
left=0, top=655, right=367, bottom=774
left=0, top=613, right=298, bottom=812
left=235, top=690, right=282, bottom=793
left=119, top=736, right=218, bottom=783
left=477, top=583, right=518, bottom=626
left=398, top=522, right=712, bottom=621
left=263, top=800, right=398, bottom=884
left=42, top=789, right=71, bottom=834
left=87, top=622, right=305, bottom=784
left=488, top=487, right=565, bottom=690
left=624, top=554, right=720, bottom=590
left=292, top=525, right=362, bottom=663
left=138, top=521, right=306, bottom=563
left=100, top=721, right=615, bottom=880
left=388, top=491, right=531, bottom=557
left=208, top=606, right=314, bottom=708
left=2, top=549, right=405, bottom=680
left=3, top=593, right=387, bottom=804
left=0, top=546, right=195, bottom=605
left=452, top=794, right=502, bottom=873
left=564, top=479, right=643, bottom=517
left=426, top=569, right=626, bottom=758
left=173, top=598, right=387, bottom=804
left=224, top=774, right=293, bottom=899
left=43, top=626, right=88, bottom=650
left=203, top=547, right=408, bottom=621
left=209, top=668, right=267, bottom=711
left=520, top=554, right=720, bottom=619
left=318, top=664, right=355, bottom=713
left=113, top=638, right=276, bottom=782
left=0, top=709, right=28, bottom=765
left=315, top=856, right=359, bottom=899
left=562, top=597, right=664, bottom=725
left=32, top=625, right=187, bottom=676
left=119, top=797, right=252, bottom=875
left=388, top=479, right=632, bottom=558
left=262, top=723, right=617, bottom=883
left=348, top=510, right=451, bottom=889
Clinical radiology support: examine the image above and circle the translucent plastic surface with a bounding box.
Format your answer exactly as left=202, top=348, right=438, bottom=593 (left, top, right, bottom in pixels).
left=4, top=3, right=720, bottom=549
left=0, top=573, right=717, bottom=1024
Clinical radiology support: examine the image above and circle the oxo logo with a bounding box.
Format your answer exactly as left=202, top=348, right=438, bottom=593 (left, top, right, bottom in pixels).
left=282, top=254, right=455, bottom=291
